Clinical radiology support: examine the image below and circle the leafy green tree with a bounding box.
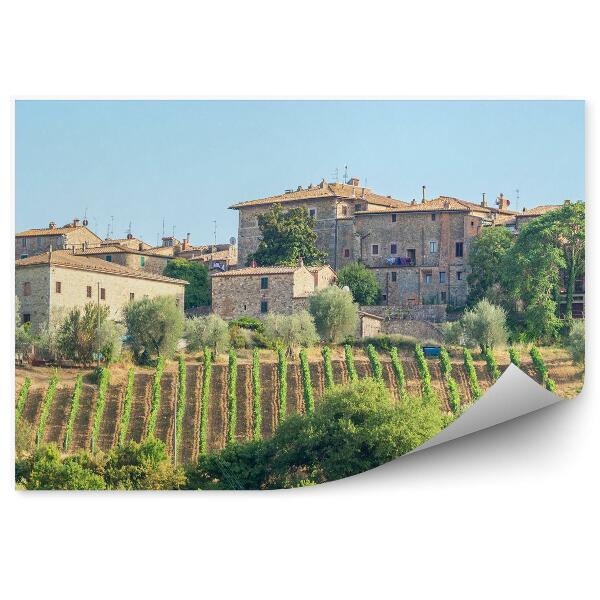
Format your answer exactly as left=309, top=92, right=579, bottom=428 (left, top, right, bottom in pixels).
left=57, top=303, right=110, bottom=365
left=309, top=286, right=359, bottom=343
left=186, top=379, right=443, bottom=489
left=567, top=320, right=585, bottom=364
left=263, top=311, right=319, bottom=354
left=467, top=226, right=514, bottom=306
left=15, top=298, right=33, bottom=358
left=462, top=299, right=509, bottom=352
left=185, top=314, right=230, bottom=355
left=163, top=258, right=210, bottom=308
left=247, top=204, right=327, bottom=266
left=337, top=262, right=381, bottom=305
left=95, top=319, right=126, bottom=363
left=16, top=444, right=106, bottom=490
left=123, top=296, right=185, bottom=362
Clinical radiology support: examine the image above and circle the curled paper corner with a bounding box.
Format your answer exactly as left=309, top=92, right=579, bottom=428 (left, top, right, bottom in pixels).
left=410, top=364, right=563, bottom=454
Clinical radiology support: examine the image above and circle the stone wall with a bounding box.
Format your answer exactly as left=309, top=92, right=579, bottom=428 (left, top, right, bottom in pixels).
left=16, top=265, right=51, bottom=332
left=382, top=319, right=444, bottom=343
left=359, top=303, right=447, bottom=322
left=16, top=227, right=102, bottom=260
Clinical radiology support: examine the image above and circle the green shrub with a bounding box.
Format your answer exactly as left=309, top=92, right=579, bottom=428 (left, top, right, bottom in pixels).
left=414, top=345, right=437, bottom=404
left=91, top=368, right=110, bottom=452
left=446, top=376, right=461, bottom=414
left=389, top=347, right=407, bottom=401
left=200, top=347, right=212, bottom=455
left=508, top=346, right=521, bottom=367
left=366, top=344, right=383, bottom=382
left=567, top=320, right=585, bottom=364
left=36, top=373, right=59, bottom=447
left=16, top=377, right=31, bottom=420
left=64, top=374, right=83, bottom=451
left=463, top=348, right=482, bottom=401
left=321, top=346, right=334, bottom=390
left=229, top=325, right=251, bottom=349
left=439, top=347, right=453, bottom=378
left=146, top=356, right=165, bottom=438
left=118, top=368, right=135, bottom=447
left=175, top=357, right=186, bottom=461
left=229, top=316, right=265, bottom=333
left=344, top=344, right=358, bottom=384
left=299, top=349, right=315, bottom=414
left=529, top=346, right=557, bottom=391
left=277, top=345, right=288, bottom=423
left=483, top=347, right=501, bottom=380
left=251, top=330, right=276, bottom=349
left=227, top=347, right=238, bottom=444
left=252, top=348, right=262, bottom=441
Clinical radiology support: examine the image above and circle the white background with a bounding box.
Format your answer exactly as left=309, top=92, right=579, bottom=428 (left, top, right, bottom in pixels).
left=0, top=1, right=597, bottom=598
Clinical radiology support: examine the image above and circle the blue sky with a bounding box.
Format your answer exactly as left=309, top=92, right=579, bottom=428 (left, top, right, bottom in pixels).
left=16, top=100, right=584, bottom=245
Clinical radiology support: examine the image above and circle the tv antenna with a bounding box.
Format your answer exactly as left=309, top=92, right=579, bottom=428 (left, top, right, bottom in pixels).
left=344, top=164, right=348, bottom=184
left=162, top=218, right=165, bottom=237
left=332, top=167, right=339, bottom=183
left=213, top=220, right=217, bottom=246
left=515, top=188, right=520, bottom=212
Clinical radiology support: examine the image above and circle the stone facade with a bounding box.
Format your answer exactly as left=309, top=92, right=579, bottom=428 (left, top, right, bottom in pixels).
left=16, top=221, right=103, bottom=260
left=358, top=312, right=383, bottom=338
left=16, top=251, right=186, bottom=332
left=211, top=263, right=335, bottom=319
left=75, top=246, right=170, bottom=276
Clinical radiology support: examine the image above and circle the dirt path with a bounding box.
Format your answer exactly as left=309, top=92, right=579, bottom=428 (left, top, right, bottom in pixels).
left=287, top=363, right=304, bottom=417
left=155, top=371, right=177, bottom=453
left=236, top=364, right=253, bottom=443
left=128, top=373, right=152, bottom=442
left=97, top=383, right=124, bottom=453
left=260, top=363, right=278, bottom=440
left=43, top=386, right=72, bottom=446
left=179, top=364, right=202, bottom=465
left=207, top=364, right=227, bottom=452
left=70, top=384, right=97, bottom=451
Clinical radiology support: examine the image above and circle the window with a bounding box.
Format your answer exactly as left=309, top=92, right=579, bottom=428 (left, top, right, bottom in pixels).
left=22, top=313, right=31, bottom=323
left=343, top=248, right=350, bottom=258
left=341, top=205, right=348, bottom=217
left=22, top=282, right=31, bottom=296
left=425, top=273, right=432, bottom=284
left=457, top=271, right=463, bottom=281
left=37, top=237, right=43, bottom=249
left=390, top=243, right=397, bottom=255
left=20, top=254, right=28, bottom=259
left=105, top=255, right=112, bottom=262
left=407, top=249, right=416, bottom=264
left=308, top=208, right=317, bottom=218
left=381, top=294, right=387, bottom=301
left=355, top=203, right=362, bottom=211
left=429, top=241, right=438, bottom=253
left=130, top=292, right=135, bottom=301
left=439, top=271, right=446, bottom=283
left=371, top=244, right=379, bottom=255
left=100, top=288, right=106, bottom=300
left=471, top=221, right=475, bottom=227
left=55, top=281, right=62, bottom=293
left=260, top=277, right=269, bottom=289
left=21, top=238, right=26, bottom=248
left=441, top=291, right=447, bottom=303
left=391, top=213, right=397, bottom=223
left=86, top=285, right=92, bottom=298
left=260, top=300, right=268, bottom=313
left=455, top=241, right=464, bottom=257
left=391, top=272, right=397, bottom=282
left=140, top=256, right=145, bottom=267
left=431, top=213, right=436, bottom=221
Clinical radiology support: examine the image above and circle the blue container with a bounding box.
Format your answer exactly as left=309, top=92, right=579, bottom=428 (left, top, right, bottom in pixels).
left=423, top=346, right=441, bottom=358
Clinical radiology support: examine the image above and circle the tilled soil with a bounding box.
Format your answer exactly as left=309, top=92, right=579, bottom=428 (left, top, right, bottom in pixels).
left=16, top=347, right=582, bottom=464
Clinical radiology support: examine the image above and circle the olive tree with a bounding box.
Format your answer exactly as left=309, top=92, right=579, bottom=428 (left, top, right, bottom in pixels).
left=462, top=299, right=509, bottom=352
left=263, top=310, right=319, bottom=354
left=185, top=314, right=230, bottom=355
left=309, top=286, right=359, bottom=343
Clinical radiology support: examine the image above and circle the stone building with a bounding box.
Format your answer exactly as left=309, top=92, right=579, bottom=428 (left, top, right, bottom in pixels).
left=15, top=249, right=187, bottom=332
left=230, top=178, right=408, bottom=269
left=74, top=244, right=170, bottom=276
left=16, top=219, right=103, bottom=260
left=211, top=261, right=336, bottom=319
left=229, top=180, right=518, bottom=309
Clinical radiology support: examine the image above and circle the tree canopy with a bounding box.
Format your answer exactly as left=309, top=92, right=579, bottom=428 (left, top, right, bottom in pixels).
left=163, top=258, right=210, bottom=308
left=309, top=286, right=359, bottom=343
left=247, top=204, right=327, bottom=266
left=123, top=295, right=184, bottom=362
left=337, top=262, right=381, bottom=305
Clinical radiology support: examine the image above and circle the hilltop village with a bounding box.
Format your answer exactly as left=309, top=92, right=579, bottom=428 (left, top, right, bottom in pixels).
left=15, top=177, right=576, bottom=342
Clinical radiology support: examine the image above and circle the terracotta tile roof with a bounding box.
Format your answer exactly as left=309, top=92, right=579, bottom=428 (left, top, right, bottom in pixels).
left=517, top=204, right=562, bottom=217
left=75, top=245, right=166, bottom=258
left=16, top=225, right=103, bottom=239
left=493, top=213, right=517, bottom=226
left=356, top=196, right=517, bottom=216
left=189, top=250, right=233, bottom=262
left=212, top=265, right=299, bottom=277
left=15, top=250, right=187, bottom=285
left=229, top=181, right=408, bottom=210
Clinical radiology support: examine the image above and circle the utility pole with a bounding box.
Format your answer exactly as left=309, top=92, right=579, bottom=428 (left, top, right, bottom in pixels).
left=96, top=282, right=101, bottom=369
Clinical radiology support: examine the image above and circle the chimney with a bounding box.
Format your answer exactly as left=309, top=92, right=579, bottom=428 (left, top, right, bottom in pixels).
left=481, top=193, right=487, bottom=207
left=421, top=185, right=426, bottom=203
left=186, top=232, right=191, bottom=244
left=495, top=193, right=510, bottom=210
left=49, top=221, right=56, bottom=229
left=251, top=259, right=257, bottom=268
left=73, top=218, right=80, bottom=227
left=348, top=177, right=360, bottom=187
left=411, top=199, right=417, bottom=206
left=298, top=256, right=304, bottom=268
left=138, top=242, right=143, bottom=251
